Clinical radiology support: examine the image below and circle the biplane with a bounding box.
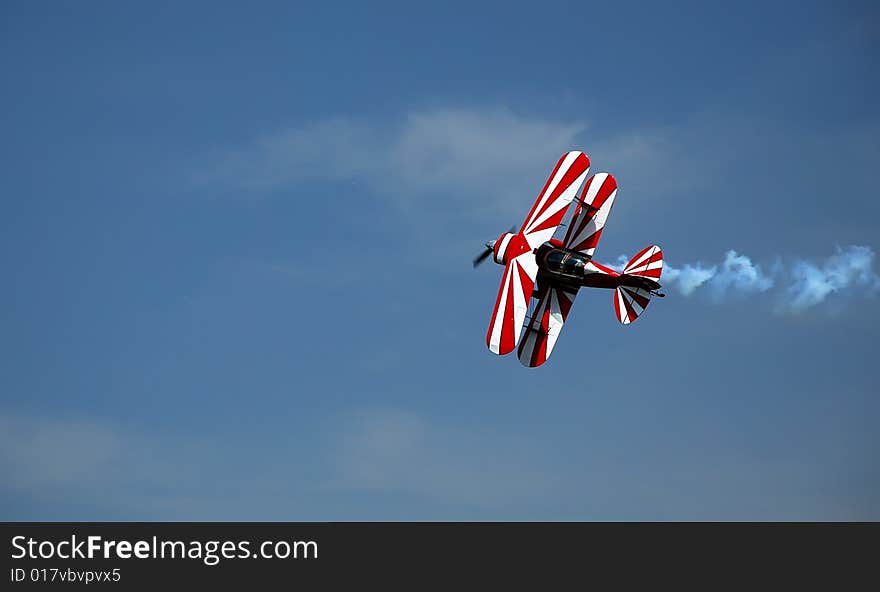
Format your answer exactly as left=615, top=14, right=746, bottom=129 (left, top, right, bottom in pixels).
left=473, top=150, right=664, bottom=367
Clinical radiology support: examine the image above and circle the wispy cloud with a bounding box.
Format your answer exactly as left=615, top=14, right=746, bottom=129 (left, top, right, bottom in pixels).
left=0, top=414, right=118, bottom=491
left=330, top=408, right=555, bottom=506
left=654, top=245, right=879, bottom=312
left=196, top=107, right=685, bottom=222
left=0, top=408, right=556, bottom=518
left=2, top=407, right=873, bottom=520
left=199, top=117, right=382, bottom=189
left=0, top=411, right=302, bottom=518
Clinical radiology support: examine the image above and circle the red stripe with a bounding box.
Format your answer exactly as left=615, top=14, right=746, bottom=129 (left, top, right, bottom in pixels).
left=633, top=267, right=662, bottom=278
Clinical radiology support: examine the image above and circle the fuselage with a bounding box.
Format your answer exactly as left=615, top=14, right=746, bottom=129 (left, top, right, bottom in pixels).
left=534, top=243, right=662, bottom=293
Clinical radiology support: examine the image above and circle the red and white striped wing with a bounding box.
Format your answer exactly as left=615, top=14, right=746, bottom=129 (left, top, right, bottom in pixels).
left=517, top=284, right=578, bottom=367
left=486, top=151, right=588, bottom=356
left=486, top=254, right=539, bottom=355
left=562, top=172, right=618, bottom=257
left=520, top=151, right=591, bottom=249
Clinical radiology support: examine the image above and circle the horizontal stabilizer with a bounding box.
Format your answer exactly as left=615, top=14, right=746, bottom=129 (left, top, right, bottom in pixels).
left=614, top=286, right=652, bottom=325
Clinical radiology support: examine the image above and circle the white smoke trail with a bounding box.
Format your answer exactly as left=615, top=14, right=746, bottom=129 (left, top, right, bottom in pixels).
left=662, top=262, right=717, bottom=296
left=781, top=245, right=880, bottom=312
left=623, top=245, right=879, bottom=313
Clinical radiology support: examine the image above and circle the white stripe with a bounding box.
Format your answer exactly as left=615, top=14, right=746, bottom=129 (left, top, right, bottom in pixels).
left=516, top=251, right=538, bottom=283
left=525, top=227, right=559, bottom=250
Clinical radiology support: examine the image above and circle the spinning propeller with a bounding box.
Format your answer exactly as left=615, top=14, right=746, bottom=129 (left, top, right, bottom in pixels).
left=472, top=226, right=516, bottom=269
left=472, top=242, right=496, bottom=268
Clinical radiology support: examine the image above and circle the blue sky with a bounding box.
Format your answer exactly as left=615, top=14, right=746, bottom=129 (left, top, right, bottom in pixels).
left=1, top=0, right=878, bottom=519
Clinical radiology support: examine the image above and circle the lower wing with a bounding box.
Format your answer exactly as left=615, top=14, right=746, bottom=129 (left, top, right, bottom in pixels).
left=486, top=253, right=538, bottom=355
left=517, top=283, right=579, bottom=367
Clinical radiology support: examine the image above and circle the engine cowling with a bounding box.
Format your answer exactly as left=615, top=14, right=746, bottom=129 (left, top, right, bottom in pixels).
left=492, top=231, right=532, bottom=265
left=492, top=232, right=514, bottom=265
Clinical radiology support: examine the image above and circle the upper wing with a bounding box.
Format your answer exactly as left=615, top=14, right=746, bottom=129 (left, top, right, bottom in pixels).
left=520, top=151, right=591, bottom=249
left=486, top=254, right=538, bottom=355
left=562, top=172, right=618, bottom=257
left=517, top=283, right=578, bottom=367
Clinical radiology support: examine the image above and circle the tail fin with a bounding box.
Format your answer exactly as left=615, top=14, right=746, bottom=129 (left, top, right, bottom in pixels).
left=623, top=245, right=663, bottom=280
left=614, top=245, right=663, bottom=325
